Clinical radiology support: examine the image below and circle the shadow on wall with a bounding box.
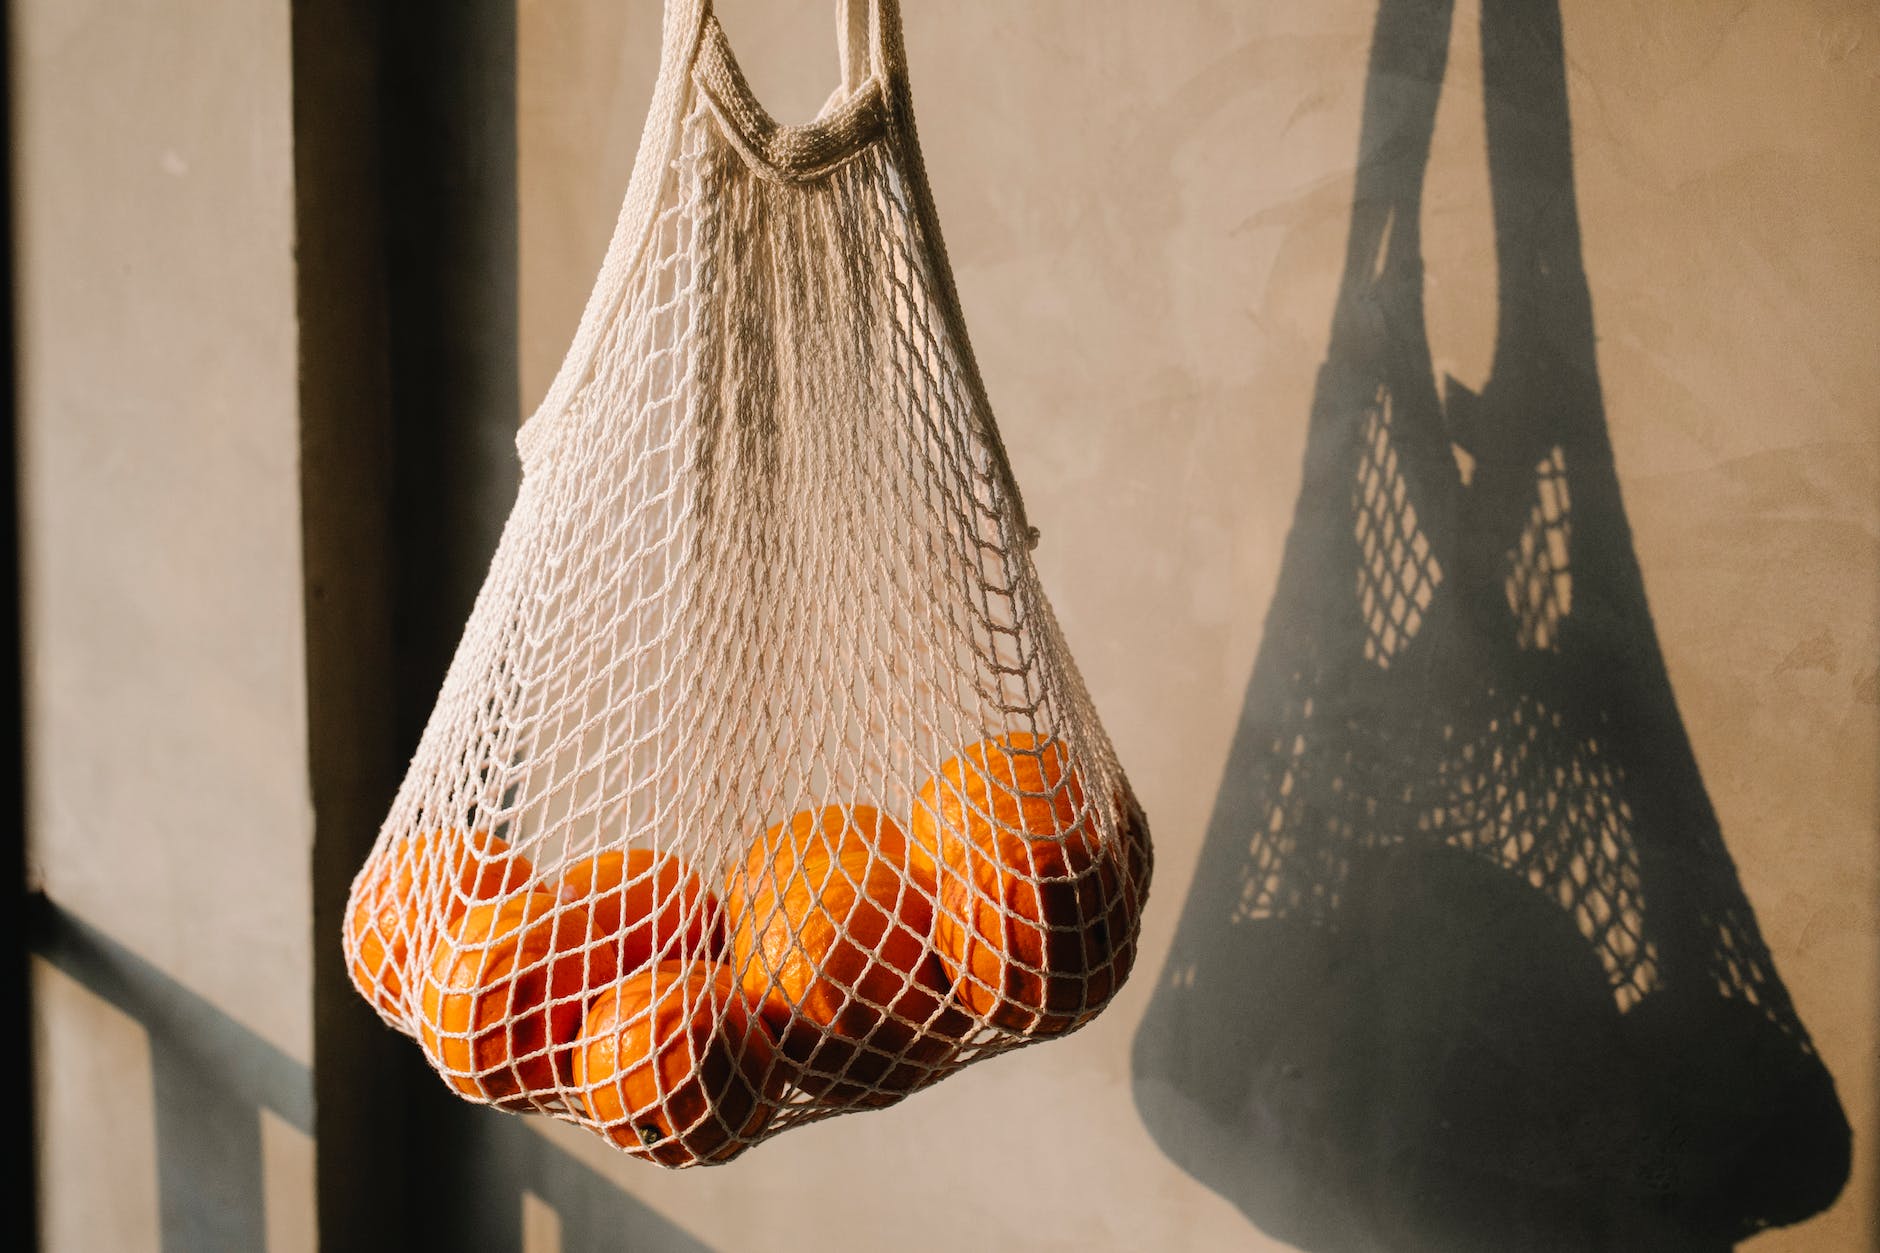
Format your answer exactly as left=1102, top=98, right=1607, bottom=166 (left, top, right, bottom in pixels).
left=1129, top=0, right=1851, bottom=1249
left=30, top=896, right=711, bottom=1253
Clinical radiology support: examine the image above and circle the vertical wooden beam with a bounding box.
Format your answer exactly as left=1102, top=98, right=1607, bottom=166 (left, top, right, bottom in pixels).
left=295, top=0, right=519, bottom=1246
left=0, top=0, right=43, bottom=1243
left=380, top=1, right=522, bottom=745
left=292, top=2, right=413, bottom=1247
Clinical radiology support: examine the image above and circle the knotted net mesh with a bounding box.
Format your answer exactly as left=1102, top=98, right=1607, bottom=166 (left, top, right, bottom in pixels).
left=343, top=0, right=1148, bottom=1167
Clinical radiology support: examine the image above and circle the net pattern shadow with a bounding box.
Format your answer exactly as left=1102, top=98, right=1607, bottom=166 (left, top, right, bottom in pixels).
left=1354, top=389, right=1441, bottom=669
left=1134, top=0, right=1848, bottom=1245
left=1506, top=444, right=1572, bottom=651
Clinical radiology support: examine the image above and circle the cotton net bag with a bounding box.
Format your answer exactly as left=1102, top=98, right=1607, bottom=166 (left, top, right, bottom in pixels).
left=343, top=0, right=1150, bottom=1167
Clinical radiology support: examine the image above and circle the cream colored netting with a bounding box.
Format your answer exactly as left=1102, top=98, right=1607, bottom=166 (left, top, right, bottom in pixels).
left=343, top=0, right=1148, bottom=1167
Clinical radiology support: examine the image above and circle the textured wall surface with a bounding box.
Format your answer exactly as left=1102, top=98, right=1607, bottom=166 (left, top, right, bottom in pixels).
left=15, top=0, right=310, bottom=1066
left=516, top=1, right=1878, bottom=1250
left=15, top=0, right=315, bottom=1248
left=12, top=0, right=1871, bottom=1249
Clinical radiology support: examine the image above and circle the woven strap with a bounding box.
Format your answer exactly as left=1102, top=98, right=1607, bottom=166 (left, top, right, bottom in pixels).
left=693, top=16, right=887, bottom=184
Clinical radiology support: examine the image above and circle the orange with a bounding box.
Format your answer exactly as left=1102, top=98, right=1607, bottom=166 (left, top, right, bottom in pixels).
left=557, top=848, right=722, bottom=974
left=417, top=889, right=604, bottom=1108
left=911, top=733, right=1141, bottom=1034
left=726, top=805, right=962, bottom=1108
left=575, top=961, right=784, bottom=1166
left=344, top=829, right=532, bottom=1019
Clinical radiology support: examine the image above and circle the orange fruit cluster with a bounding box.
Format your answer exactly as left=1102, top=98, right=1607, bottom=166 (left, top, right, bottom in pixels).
left=347, top=832, right=773, bottom=1163
left=712, top=731, right=1147, bottom=1112
left=343, top=731, right=1146, bottom=1166
left=911, top=732, right=1147, bottom=1036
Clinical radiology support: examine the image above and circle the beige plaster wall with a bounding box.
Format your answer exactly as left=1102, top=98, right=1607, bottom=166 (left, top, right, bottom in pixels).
left=15, top=0, right=310, bottom=1065
left=30, top=959, right=162, bottom=1253
left=14, top=0, right=313, bottom=1247
left=517, top=1, right=1878, bottom=1250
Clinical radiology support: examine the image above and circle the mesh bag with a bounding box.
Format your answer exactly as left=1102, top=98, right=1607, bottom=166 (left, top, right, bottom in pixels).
left=1134, top=0, right=1847, bottom=1243
left=343, top=0, right=1149, bottom=1167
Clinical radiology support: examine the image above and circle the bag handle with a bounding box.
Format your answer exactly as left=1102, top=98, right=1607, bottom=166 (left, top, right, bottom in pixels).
left=523, top=0, right=1035, bottom=546
left=837, top=0, right=910, bottom=92
left=693, top=0, right=910, bottom=185
left=838, top=0, right=871, bottom=93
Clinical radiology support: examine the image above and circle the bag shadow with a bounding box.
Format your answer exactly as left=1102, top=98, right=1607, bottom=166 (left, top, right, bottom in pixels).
left=1130, top=1, right=1851, bottom=1249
